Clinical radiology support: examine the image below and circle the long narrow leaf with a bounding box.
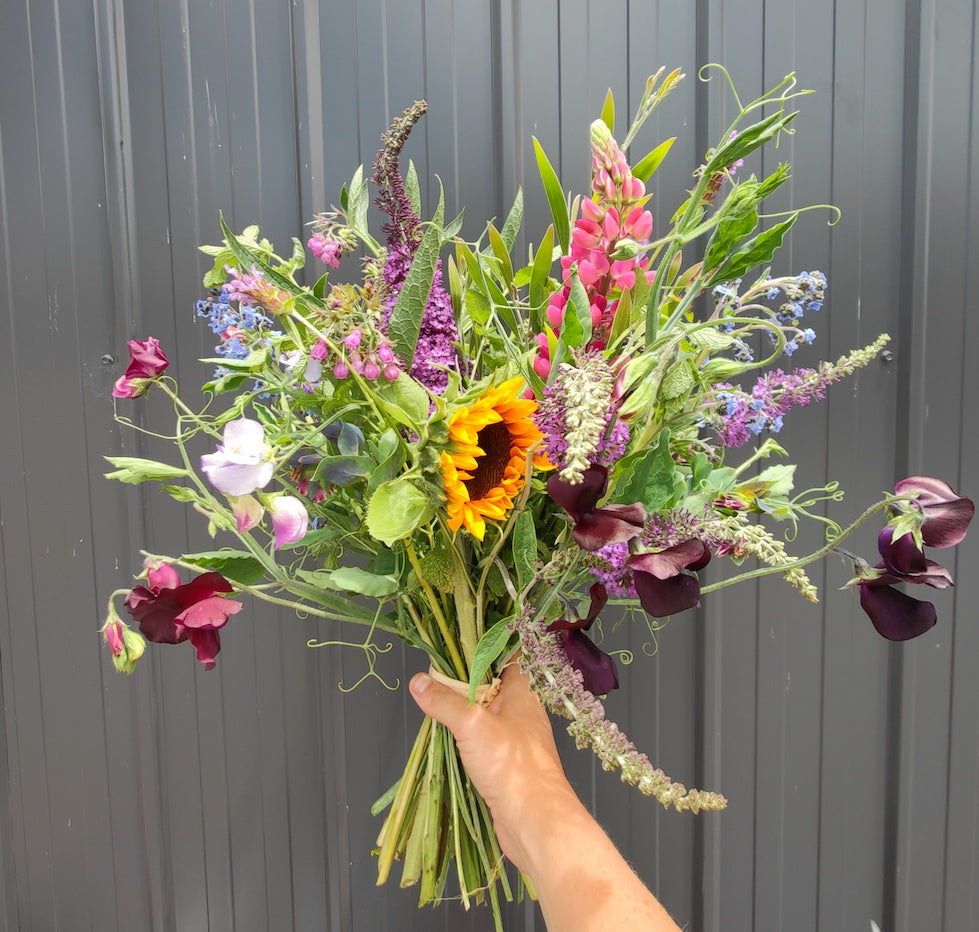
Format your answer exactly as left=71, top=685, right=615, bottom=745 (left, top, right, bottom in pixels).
left=532, top=137, right=570, bottom=253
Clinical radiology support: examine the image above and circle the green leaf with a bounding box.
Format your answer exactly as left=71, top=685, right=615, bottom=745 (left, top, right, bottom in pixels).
left=486, top=223, right=514, bottom=286
left=181, top=550, right=267, bottom=586
left=203, top=372, right=251, bottom=395
left=532, top=137, right=570, bottom=253
left=707, top=216, right=797, bottom=285
left=632, top=137, right=675, bottom=183
left=688, top=327, right=735, bottom=353
left=371, top=371, right=431, bottom=428
left=367, top=432, right=406, bottom=496
left=104, top=457, right=188, bottom=485
left=324, top=566, right=400, bottom=599
left=365, top=477, right=435, bottom=546
left=387, top=187, right=444, bottom=367
left=160, top=484, right=200, bottom=503
left=219, top=214, right=297, bottom=295
left=553, top=267, right=591, bottom=367
left=708, top=110, right=798, bottom=171
left=468, top=617, right=515, bottom=702
left=465, top=288, right=491, bottom=326
left=658, top=359, right=696, bottom=400
left=611, top=429, right=675, bottom=512
left=500, top=187, right=523, bottom=250
left=347, top=165, right=370, bottom=235
left=313, top=454, right=371, bottom=486
left=405, top=159, right=421, bottom=217
left=600, top=88, right=615, bottom=132
left=443, top=208, right=465, bottom=241
left=529, top=226, right=555, bottom=322
left=199, top=347, right=268, bottom=370
left=337, top=421, right=364, bottom=456
left=512, top=510, right=538, bottom=592
left=704, top=207, right=759, bottom=272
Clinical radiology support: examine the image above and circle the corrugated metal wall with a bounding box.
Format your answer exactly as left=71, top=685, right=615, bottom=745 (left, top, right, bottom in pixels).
left=1, top=0, right=977, bottom=929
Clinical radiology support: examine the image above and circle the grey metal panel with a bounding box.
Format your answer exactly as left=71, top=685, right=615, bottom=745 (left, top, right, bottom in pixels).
left=3, top=0, right=979, bottom=929
left=897, top=1, right=979, bottom=930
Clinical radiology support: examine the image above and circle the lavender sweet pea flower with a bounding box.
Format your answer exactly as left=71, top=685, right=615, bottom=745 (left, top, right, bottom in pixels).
left=547, top=465, right=646, bottom=551
left=629, top=539, right=711, bottom=618
left=894, top=476, right=974, bottom=548
left=546, top=583, right=619, bottom=694
left=201, top=418, right=274, bottom=495
left=270, top=495, right=309, bottom=549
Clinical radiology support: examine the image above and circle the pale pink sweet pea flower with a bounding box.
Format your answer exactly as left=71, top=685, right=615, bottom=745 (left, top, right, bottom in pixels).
left=201, top=418, right=275, bottom=495
left=269, top=496, right=309, bottom=549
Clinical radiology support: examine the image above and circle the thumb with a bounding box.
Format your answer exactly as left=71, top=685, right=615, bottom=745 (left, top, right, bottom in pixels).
left=409, top=672, right=472, bottom=735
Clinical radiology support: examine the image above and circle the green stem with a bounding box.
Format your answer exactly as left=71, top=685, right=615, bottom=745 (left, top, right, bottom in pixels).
left=405, top=541, right=468, bottom=681
left=699, top=496, right=900, bottom=595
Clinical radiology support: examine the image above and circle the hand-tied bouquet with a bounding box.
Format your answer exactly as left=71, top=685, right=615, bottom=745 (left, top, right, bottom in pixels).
left=103, top=68, right=973, bottom=926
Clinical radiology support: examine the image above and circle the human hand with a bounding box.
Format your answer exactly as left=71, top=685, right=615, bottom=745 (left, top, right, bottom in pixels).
left=408, top=664, right=581, bottom=874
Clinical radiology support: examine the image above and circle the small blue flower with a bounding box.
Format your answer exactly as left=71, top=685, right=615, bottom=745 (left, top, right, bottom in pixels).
left=783, top=339, right=799, bottom=356
left=801, top=328, right=817, bottom=344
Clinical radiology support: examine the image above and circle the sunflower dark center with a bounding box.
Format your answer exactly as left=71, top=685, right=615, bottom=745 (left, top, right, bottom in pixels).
left=464, top=421, right=511, bottom=501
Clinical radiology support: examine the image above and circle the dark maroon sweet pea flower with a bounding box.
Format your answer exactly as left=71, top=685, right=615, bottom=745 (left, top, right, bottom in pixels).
left=112, top=337, right=170, bottom=398
left=629, top=539, right=711, bottom=618
left=546, top=583, right=619, bottom=694
left=877, top=527, right=953, bottom=587
left=125, top=565, right=242, bottom=669
left=894, top=476, right=974, bottom=548
left=547, top=465, right=646, bottom=552
left=858, top=571, right=938, bottom=641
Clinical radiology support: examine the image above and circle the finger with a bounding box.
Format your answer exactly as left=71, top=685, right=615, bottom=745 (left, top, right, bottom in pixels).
left=408, top=672, right=475, bottom=735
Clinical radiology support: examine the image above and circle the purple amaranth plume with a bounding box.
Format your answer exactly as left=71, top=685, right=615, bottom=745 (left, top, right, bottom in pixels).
left=372, top=102, right=460, bottom=395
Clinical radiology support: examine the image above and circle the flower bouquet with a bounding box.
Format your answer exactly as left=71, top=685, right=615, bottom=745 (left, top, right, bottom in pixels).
left=102, top=67, right=973, bottom=928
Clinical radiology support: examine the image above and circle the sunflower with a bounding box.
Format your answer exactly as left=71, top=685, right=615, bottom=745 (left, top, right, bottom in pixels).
left=439, top=378, right=546, bottom=540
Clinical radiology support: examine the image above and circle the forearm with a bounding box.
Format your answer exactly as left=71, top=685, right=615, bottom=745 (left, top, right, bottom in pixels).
left=516, top=784, right=682, bottom=932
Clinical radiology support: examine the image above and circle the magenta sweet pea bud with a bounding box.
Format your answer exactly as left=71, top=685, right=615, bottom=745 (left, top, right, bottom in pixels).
left=102, top=616, right=146, bottom=674
left=363, top=360, right=381, bottom=381
left=112, top=337, right=169, bottom=398
left=310, top=339, right=328, bottom=361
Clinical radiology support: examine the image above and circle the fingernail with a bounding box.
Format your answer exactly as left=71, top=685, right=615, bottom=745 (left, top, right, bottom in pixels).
left=411, top=673, right=431, bottom=695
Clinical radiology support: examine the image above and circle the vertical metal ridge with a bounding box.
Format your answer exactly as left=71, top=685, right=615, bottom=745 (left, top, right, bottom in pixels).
left=886, top=0, right=923, bottom=927
left=489, top=0, right=505, bottom=223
